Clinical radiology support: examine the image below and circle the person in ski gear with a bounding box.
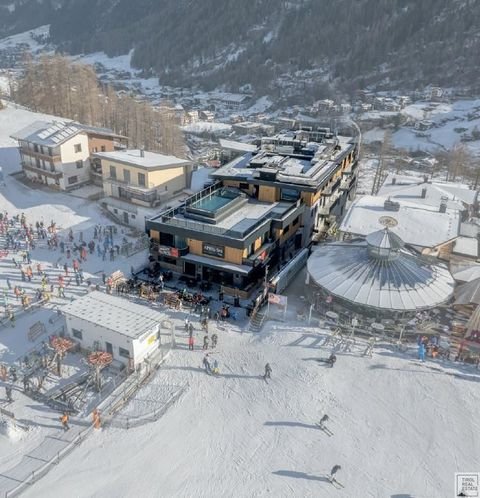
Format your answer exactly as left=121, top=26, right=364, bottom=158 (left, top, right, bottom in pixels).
left=5, top=385, right=12, bottom=402
left=188, top=335, right=195, bottom=351
left=264, top=363, right=272, bottom=379
left=318, top=414, right=329, bottom=428
left=212, top=359, right=220, bottom=375
left=203, top=335, right=209, bottom=350
left=418, top=342, right=426, bottom=362
left=188, top=322, right=194, bottom=336
left=211, top=333, right=218, bottom=349
left=330, top=464, right=341, bottom=477
left=184, top=317, right=190, bottom=332
left=203, top=355, right=212, bottom=374
left=327, top=354, right=337, bottom=367
left=60, top=412, right=70, bottom=431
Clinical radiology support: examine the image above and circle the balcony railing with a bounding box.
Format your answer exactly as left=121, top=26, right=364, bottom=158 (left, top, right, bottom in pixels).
left=22, top=162, right=62, bottom=178
left=21, top=149, right=61, bottom=163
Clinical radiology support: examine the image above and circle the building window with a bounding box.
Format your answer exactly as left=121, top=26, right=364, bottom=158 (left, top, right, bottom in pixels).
left=76, top=160, right=83, bottom=169
left=68, top=176, right=78, bottom=185
left=131, top=214, right=136, bottom=219
left=93, top=147, right=98, bottom=153
left=119, top=347, right=130, bottom=358
left=138, top=172, right=146, bottom=187
left=50, top=164, right=55, bottom=173
left=123, top=169, right=131, bottom=183
left=113, top=208, right=118, bottom=214
left=110, top=165, right=117, bottom=179
left=74, top=144, right=82, bottom=153
left=281, top=188, right=300, bottom=202
left=239, top=182, right=249, bottom=190
left=101, top=145, right=106, bottom=152
left=72, top=329, right=83, bottom=340
left=293, top=216, right=300, bottom=226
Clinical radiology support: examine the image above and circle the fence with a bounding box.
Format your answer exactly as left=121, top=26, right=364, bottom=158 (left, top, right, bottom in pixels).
left=106, top=383, right=188, bottom=430
left=1, top=328, right=178, bottom=497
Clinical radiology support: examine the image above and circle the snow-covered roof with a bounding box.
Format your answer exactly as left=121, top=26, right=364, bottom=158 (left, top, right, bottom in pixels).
left=62, top=291, right=165, bottom=339
left=453, top=236, right=478, bottom=258
left=451, top=262, right=480, bottom=283
left=94, top=149, right=190, bottom=170
left=307, top=240, right=454, bottom=312
left=454, top=278, right=480, bottom=306
left=339, top=196, right=460, bottom=248
left=378, top=175, right=477, bottom=210
left=11, top=120, right=124, bottom=147
left=219, top=139, right=257, bottom=153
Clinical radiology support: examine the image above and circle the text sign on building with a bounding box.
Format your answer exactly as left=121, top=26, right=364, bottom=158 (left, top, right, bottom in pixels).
left=203, top=242, right=225, bottom=258
left=158, top=245, right=179, bottom=257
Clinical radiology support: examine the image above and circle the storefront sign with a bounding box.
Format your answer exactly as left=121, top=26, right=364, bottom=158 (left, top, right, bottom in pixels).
left=203, top=242, right=224, bottom=258
left=158, top=245, right=179, bottom=257
left=158, top=245, right=172, bottom=256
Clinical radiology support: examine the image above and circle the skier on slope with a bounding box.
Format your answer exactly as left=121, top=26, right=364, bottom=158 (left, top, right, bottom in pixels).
left=418, top=342, right=426, bottom=362
left=264, top=363, right=272, bottom=379
left=5, top=385, right=12, bottom=402
left=330, top=464, right=341, bottom=479
left=211, top=333, right=218, bottom=349
left=203, top=355, right=212, bottom=374
left=327, top=353, right=337, bottom=368
left=60, top=412, right=70, bottom=431
left=318, top=414, right=329, bottom=428
left=203, top=334, right=209, bottom=350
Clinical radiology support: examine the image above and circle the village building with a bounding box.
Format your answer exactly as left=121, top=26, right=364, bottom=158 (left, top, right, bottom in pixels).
left=95, top=148, right=192, bottom=228
left=62, top=291, right=167, bottom=370
left=339, top=195, right=461, bottom=256
left=11, top=120, right=124, bottom=191
left=211, top=93, right=252, bottom=111
left=306, top=228, right=455, bottom=318
left=146, top=127, right=359, bottom=296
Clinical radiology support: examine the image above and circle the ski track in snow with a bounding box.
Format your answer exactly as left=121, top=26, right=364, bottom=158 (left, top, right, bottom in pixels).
left=17, top=324, right=480, bottom=498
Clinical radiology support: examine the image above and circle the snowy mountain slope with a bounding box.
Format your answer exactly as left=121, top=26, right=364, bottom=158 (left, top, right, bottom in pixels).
left=22, top=320, right=480, bottom=498
left=3, top=0, right=480, bottom=93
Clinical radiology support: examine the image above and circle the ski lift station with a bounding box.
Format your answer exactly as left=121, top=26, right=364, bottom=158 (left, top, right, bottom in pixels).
left=62, top=291, right=167, bottom=369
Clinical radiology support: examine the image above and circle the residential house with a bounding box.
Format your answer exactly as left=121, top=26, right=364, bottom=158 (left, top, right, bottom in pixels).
left=11, top=120, right=123, bottom=191
left=96, top=149, right=192, bottom=228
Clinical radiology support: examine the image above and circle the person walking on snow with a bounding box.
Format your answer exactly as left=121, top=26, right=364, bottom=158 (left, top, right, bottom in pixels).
left=418, top=342, right=426, bottom=362
left=202, top=355, right=212, bottom=374
left=5, top=385, right=12, bottom=402
left=203, top=335, right=209, bottom=350
left=60, top=412, right=70, bottom=431
left=211, top=333, right=218, bottom=349
left=264, top=363, right=272, bottom=379
left=188, top=335, right=195, bottom=351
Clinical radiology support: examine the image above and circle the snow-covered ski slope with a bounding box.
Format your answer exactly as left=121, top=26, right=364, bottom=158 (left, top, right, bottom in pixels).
left=23, top=322, right=480, bottom=498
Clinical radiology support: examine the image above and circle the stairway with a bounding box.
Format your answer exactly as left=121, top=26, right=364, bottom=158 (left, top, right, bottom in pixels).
left=248, top=311, right=267, bottom=333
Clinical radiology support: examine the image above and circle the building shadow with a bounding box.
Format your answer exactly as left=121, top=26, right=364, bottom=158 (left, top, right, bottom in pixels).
left=272, top=470, right=330, bottom=483
left=220, top=373, right=262, bottom=380
left=265, top=421, right=318, bottom=430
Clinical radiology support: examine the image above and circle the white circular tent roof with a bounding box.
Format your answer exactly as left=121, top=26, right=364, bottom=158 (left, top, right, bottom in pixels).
left=308, top=231, right=454, bottom=312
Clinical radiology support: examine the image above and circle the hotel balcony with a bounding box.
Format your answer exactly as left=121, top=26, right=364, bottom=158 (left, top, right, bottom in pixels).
left=21, top=162, right=62, bottom=179
left=20, top=148, right=61, bottom=163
